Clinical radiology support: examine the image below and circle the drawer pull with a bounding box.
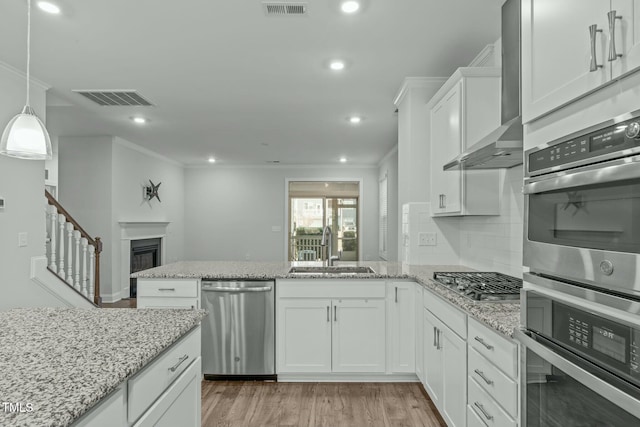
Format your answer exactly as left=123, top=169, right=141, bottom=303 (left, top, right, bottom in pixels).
left=158, top=288, right=176, bottom=291
left=433, top=327, right=437, bottom=347
left=474, top=336, right=494, bottom=350
left=474, top=402, right=494, bottom=421
left=474, top=369, right=494, bottom=385
left=168, top=354, right=189, bottom=372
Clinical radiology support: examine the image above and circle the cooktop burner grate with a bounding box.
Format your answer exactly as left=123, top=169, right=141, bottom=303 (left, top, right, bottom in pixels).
left=432, top=272, right=523, bottom=302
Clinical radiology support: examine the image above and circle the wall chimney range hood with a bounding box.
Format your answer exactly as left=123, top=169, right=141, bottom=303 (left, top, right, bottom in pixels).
left=444, top=0, right=522, bottom=171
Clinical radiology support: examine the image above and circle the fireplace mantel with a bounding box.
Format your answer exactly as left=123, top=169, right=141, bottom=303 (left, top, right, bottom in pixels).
left=118, top=222, right=170, bottom=299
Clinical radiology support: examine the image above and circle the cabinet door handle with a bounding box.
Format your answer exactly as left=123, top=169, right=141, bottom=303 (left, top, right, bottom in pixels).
left=442, top=194, right=446, bottom=209
left=327, top=306, right=330, bottom=322
left=158, top=288, right=176, bottom=291
left=168, top=354, right=189, bottom=372
left=334, top=305, right=337, bottom=322
left=608, top=10, right=623, bottom=61
left=474, top=369, right=494, bottom=385
left=589, top=24, right=604, bottom=71
left=433, top=326, right=438, bottom=347
left=436, top=328, right=441, bottom=350
left=395, top=286, right=398, bottom=303
left=474, top=402, right=494, bottom=421
left=474, top=336, right=494, bottom=350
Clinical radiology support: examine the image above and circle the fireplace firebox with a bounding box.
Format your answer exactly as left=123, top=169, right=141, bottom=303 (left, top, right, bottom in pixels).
left=130, top=238, right=161, bottom=298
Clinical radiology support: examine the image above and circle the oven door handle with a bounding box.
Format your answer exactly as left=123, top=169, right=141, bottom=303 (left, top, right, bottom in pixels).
left=524, top=155, right=640, bottom=194
left=514, top=329, right=640, bottom=419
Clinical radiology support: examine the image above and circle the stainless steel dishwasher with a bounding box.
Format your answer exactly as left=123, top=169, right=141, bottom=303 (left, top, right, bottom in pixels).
left=201, top=280, right=275, bottom=380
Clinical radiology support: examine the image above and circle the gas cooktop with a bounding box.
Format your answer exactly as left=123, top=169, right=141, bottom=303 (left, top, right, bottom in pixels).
left=432, top=272, right=523, bottom=302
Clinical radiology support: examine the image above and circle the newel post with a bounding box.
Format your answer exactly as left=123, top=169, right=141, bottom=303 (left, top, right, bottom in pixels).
left=94, top=237, right=102, bottom=306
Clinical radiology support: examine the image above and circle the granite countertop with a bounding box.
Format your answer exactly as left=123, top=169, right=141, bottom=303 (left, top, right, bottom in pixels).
left=133, top=261, right=521, bottom=338
left=0, top=307, right=206, bottom=427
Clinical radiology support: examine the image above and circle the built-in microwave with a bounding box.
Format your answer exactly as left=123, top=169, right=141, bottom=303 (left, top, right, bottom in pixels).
left=524, top=110, right=640, bottom=299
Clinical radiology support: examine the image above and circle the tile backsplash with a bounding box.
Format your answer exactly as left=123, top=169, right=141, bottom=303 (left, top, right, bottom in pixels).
left=404, top=166, right=524, bottom=277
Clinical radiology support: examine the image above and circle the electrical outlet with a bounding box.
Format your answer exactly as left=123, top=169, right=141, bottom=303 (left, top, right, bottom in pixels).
left=418, top=232, right=437, bottom=246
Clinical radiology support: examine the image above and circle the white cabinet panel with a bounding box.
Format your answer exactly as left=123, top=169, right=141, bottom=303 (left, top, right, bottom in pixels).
left=423, top=309, right=443, bottom=408
left=73, top=387, right=125, bottom=427
left=415, top=285, right=425, bottom=383
left=611, top=0, right=640, bottom=77
left=277, top=299, right=332, bottom=373
left=388, top=282, right=415, bottom=373
left=332, top=299, right=386, bottom=373
left=441, top=329, right=467, bottom=427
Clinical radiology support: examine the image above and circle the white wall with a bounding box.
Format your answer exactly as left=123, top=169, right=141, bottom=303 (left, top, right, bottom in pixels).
left=378, top=148, right=398, bottom=261
left=184, top=166, right=379, bottom=262
left=0, top=65, right=67, bottom=310
left=58, top=136, right=185, bottom=302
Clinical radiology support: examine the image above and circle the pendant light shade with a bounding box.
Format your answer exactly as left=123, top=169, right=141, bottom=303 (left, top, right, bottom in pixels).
left=0, top=0, right=52, bottom=161
left=0, top=106, right=52, bottom=160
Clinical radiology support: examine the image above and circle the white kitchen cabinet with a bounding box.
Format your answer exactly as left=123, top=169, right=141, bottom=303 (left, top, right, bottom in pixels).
left=277, top=298, right=332, bottom=373
left=522, top=0, right=640, bottom=123
left=429, top=68, right=501, bottom=217
left=136, top=279, right=199, bottom=309
left=387, top=282, right=415, bottom=373
left=72, top=387, right=126, bottom=427
left=423, top=307, right=467, bottom=427
left=467, top=317, right=519, bottom=426
left=414, top=284, right=425, bottom=383
left=332, top=299, right=386, bottom=373
left=276, top=280, right=386, bottom=375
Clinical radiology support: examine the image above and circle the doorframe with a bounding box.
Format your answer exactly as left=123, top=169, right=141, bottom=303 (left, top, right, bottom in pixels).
left=284, top=177, right=364, bottom=262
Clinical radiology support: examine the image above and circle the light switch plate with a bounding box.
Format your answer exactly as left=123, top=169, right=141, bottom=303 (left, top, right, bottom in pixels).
left=271, top=225, right=282, bottom=232
left=18, top=232, right=28, bottom=247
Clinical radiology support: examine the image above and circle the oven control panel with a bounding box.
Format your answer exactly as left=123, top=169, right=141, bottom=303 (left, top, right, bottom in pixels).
left=528, top=116, right=640, bottom=173
left=633, top=330, right=640, bottom=378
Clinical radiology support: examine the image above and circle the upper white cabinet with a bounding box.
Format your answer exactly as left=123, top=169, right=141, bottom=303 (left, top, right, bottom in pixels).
left=429, top=68, right=501, bottom=217
left=522, top=0, right=640, bottom=123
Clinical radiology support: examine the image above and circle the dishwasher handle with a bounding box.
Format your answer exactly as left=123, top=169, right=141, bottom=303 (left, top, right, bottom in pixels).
left=202, top=285, right=272, bottom=293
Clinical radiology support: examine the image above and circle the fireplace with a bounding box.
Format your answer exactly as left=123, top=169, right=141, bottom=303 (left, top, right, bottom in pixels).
left=130, top=238, right=161, bottom=298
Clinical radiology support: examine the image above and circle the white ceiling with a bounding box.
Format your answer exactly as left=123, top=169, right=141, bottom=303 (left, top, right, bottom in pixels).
left=0, top=0, right=503, bottom=166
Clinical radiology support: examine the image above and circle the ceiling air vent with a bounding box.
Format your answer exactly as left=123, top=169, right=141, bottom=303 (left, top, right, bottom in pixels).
left=263, top=2, right=307, bottom=16
left=72, top=90, right=154, bottom=107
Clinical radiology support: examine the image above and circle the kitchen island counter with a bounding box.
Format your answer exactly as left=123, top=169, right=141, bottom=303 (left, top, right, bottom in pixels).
left=0, top=307, right=206, bottom=427
left=133, top=261, right=520, bottom=337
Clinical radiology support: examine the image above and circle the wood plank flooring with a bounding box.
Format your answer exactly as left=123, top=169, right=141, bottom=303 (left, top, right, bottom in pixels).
left=201, top=381, right=446, bottom=427
left=101, top=298, right=136, bottom=308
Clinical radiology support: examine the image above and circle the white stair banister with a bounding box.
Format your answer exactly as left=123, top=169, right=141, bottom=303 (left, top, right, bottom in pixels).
left=73, top=230, right=81, bottom=291
left=48, top=205, right=58, bottom=271
left=88, top=245, right=95, bottom=301
left=66, top=222, right=74, bottom=285
left=81, top=238, right=89, bottom=297
left=57, top=213, right=66, bottom=276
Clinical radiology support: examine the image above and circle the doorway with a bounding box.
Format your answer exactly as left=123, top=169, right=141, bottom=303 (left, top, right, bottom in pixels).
left=287, top=181, right=360, bottom=262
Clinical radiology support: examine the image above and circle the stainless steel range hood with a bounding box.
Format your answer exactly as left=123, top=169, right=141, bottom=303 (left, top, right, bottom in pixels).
left=444, top=0, right=522, bottom=171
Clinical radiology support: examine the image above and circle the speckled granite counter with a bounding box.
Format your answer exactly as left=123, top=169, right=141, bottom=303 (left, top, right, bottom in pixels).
left=0, top=307, right=206, bottom=427
left=133, top=261, right=521, bottom=338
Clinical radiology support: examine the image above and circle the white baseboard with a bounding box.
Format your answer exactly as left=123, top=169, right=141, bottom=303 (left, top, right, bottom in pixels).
left=276, top=373, right=418, bottom=382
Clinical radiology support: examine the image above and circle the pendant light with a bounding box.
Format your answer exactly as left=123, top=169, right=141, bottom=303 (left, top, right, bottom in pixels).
left=0, top=0, right=52, bottom=160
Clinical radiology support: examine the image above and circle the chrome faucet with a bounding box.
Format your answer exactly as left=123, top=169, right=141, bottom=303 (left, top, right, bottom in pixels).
left=321, top=225, right=340, bottom=266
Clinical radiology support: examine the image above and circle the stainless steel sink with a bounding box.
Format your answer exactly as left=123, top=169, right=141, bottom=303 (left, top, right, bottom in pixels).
left=288, top=266, right=376, bottom=275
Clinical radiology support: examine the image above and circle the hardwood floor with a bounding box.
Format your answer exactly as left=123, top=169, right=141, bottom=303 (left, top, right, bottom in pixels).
left=101, top=298, right=136, bottom=308
left=201, top=381, right=446, bottom=427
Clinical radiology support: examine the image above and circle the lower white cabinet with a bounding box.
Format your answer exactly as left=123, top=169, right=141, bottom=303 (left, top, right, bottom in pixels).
left=276, top=280, right=387, bottom=375
left=414, top=284, right=425, bottom=383
left=388, top=282, right=415, bottom=373
left=423, top=307, right=466, bottom=427
left=136, top=279, right=200, bottom=309
left=72, top=326, right=202, bottom=427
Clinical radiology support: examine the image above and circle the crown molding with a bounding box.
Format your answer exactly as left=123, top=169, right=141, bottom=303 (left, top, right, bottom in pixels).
left=393, top=77, right=447, bottom=106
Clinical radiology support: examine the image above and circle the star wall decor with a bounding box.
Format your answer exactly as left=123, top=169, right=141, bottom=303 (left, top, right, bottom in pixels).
left=144, top=180, right=162, bottom=203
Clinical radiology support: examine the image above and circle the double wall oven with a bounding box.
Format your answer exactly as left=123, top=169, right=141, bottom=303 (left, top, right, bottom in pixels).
left=520, top=110, right=640, bottom=425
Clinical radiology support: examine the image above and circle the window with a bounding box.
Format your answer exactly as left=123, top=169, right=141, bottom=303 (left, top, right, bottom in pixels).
left=288, top=181, right=360, bottom=262
left=379, top=172, right=388, bottom=260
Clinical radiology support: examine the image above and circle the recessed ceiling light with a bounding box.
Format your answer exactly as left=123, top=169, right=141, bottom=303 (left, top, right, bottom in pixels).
left=208, top=157, right=216, bottom=163
left=341, top=1, right=360, bottom=14
left=37, top=1, right=61, bottom=14
left=132, top=117, right=147, bottom=124
left=340, top=157, right=347, bottom=163
left=349, top=116, right=362, bottom=124
left=329, top=60, right=345, bottom=71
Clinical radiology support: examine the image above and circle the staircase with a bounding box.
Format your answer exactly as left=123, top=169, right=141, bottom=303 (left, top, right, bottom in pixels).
left=44, top=190, right=102, bottom=306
